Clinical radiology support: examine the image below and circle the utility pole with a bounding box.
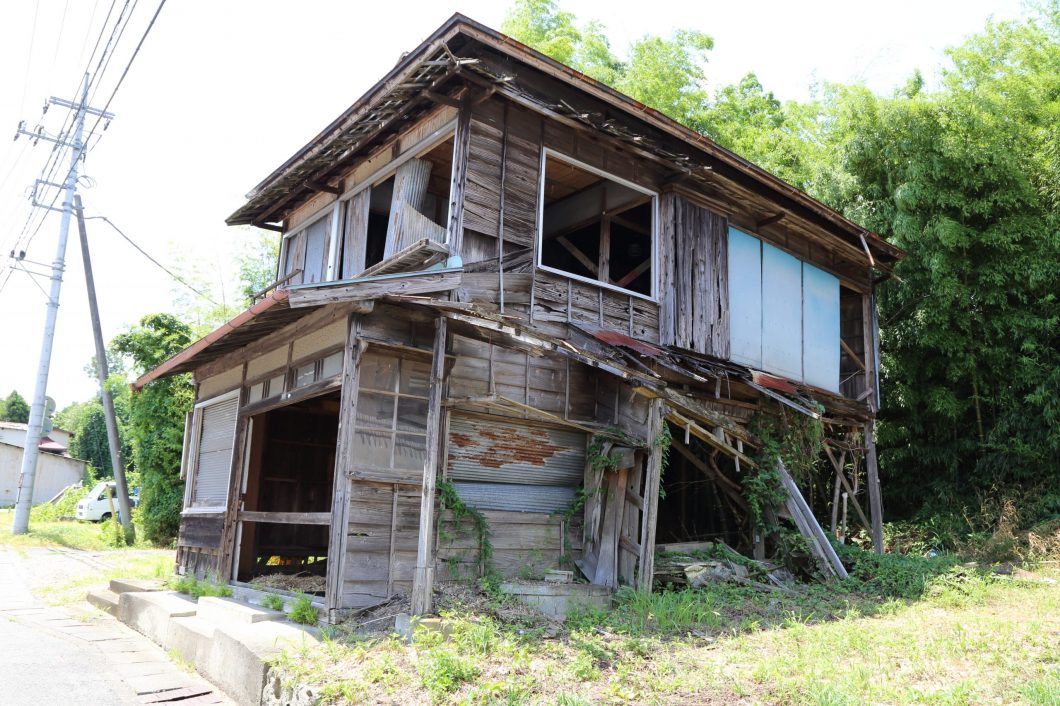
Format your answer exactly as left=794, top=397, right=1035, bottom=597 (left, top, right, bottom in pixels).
left=12, top=76, right=114, bottom=535
left=74, top=195, right=134, bottom=542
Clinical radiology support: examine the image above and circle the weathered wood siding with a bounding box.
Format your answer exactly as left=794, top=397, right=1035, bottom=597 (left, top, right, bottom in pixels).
left=343, top=481, right=421, bottom=606
left=176, top=513, right=224, bottom=579
left=659, top=192, right=730, bottom=357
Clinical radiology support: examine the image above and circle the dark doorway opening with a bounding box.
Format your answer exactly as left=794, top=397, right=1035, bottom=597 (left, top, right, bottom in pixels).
left=234, top=391, right=340, bottom=596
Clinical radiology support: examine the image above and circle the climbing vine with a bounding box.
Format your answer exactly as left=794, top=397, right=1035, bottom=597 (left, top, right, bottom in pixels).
left=743, top=403, right=826, bottom=530
left=437, top=480, right=499, bottom=591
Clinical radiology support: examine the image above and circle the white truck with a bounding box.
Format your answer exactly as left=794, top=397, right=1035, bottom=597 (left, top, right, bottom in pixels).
left=74, top=481, right=139, bottom=522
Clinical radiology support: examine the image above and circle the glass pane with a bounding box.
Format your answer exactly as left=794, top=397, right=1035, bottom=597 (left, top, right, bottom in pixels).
left=321, top=351, right=344, bottom=379
left=248, top=382, right=265, bottom=403
left=353, top=430, right=393, bottom=469
left=355, top=392, right=394, bottom=429
left=396, top=398, right=428, bottom=433
left=267, top=374, right=286, bottom=398
left=393, top=433, right=427, bottom=470
left=360, top=352, right=397, bottom=391
left=399, top=359, right=431, bottom=397
left=294, top=362, right=315, bottom=388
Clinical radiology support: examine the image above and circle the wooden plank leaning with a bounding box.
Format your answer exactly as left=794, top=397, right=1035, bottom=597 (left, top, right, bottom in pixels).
left=776, top=458, right=848, bottom=580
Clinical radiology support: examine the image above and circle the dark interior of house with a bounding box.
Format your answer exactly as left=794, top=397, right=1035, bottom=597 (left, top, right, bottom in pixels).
left=235, top=391, right=340, bottom=594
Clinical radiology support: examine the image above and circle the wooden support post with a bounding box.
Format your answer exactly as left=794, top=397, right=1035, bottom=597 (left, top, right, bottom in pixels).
left=636, top=399, right=666, bottom=591
left=864, top=420, right=884, bottom=553
left=326, top=316, right=363, bottom=619
left=411, top=316, right=448, bottom=615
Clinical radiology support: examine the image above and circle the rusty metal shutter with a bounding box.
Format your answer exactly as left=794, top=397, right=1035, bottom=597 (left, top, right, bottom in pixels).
left=447, top=415, right=585, bottom=513
left=191, top=396, right=238, bottom=508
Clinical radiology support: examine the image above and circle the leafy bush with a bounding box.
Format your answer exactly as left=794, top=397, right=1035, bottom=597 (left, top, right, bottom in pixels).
left=837, top=543, right=959, bottom=599
left=30, top=484, right=84, bottom=522
left=288, top=594, right=319, bottom=625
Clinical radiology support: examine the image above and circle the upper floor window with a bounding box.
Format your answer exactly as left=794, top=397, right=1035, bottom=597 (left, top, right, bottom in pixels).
left=537, top=150, right=656, bottom=299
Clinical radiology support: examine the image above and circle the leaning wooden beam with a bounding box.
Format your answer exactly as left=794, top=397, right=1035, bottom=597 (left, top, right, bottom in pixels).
left=637, top=398, right=667, bottom=590
left=864, top=420, right=884, bottom=553
left=287, top=271, right=461, bottom=308
left=776, top=459, right=848, bottom=579
left=411, top=316, right=448, bottom=615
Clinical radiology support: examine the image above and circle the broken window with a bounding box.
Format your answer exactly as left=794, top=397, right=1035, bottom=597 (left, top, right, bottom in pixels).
left=340, top=135, right=454, bottom=277
left=186, top=391, right=239, bottom=510
left=351, top=352, right=430, bottom=480
left=538, top=151, right=656, bottom=298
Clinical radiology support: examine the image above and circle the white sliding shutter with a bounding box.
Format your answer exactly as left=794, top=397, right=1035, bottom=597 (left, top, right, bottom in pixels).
left=190, top=395, right=239, bottom=509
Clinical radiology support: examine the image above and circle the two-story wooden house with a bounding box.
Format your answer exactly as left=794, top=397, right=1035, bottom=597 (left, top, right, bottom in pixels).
left=136, top=15, right=903, bottom=620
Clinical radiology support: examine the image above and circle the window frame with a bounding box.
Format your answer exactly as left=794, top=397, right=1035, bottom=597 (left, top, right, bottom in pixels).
left=182, top=389, right=240, bottom=515
left=536, top=147, right=660, bottom=302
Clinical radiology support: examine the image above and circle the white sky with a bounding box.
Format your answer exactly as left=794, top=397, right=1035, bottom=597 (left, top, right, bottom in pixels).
left=0, top=0, right=1027, bottom=408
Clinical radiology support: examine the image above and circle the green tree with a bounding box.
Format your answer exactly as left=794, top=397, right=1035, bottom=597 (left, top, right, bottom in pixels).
left=1, top=391, right=30, bottom=423
left=822, top=12, right=1060, bottom=523
left=502, top=0, right=713, bottom=128
left=112, top=314, right=195, bottom=544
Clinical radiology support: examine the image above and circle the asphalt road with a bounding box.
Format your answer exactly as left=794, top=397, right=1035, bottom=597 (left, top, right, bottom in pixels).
left=0, top=550, right=141, bottom=705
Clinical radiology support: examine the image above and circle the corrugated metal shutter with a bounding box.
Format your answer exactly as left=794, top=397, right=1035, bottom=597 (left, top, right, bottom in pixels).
left=447, top=415, right=585, bottom=514
left=191, top=397, right=238, bottom=508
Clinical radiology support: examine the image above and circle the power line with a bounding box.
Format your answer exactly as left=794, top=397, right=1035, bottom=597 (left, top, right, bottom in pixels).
left=87, top=214, right=220, bottom=306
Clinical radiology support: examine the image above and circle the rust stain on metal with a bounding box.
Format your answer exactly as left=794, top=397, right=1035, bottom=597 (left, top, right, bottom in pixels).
left=586, top=328, right=664, bottom=357
left=452, top=422, right=567, bottom=469
left=751, top=370, right=798, bottom=394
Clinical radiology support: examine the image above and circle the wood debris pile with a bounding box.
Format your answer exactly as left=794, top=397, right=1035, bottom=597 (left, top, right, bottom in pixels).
left=654, top=541, right=797, bottom=594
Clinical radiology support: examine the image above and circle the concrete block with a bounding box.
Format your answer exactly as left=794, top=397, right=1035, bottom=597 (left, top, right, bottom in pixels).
left=205, top=622, right=320, bottom=706
left=500, top=582, right=612, bottom=619
left=86, top=588, right=120, bottom=616
left=165, top=616, right=215, bottom=670
left=196, top=596, right=285, bottom=625
left=118, top=591, right=198, bottom=646
left=109, top=578, right=165, bottom=595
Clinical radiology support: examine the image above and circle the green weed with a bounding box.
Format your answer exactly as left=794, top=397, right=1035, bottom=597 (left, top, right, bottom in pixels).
left=261, top=593, right=285, bottom=612
left=288, top=594, right=319, bottom=625
left=168, top=575, right=232, bottom=599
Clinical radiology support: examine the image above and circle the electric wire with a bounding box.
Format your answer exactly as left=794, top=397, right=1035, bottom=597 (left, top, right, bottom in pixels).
left=86, top=215, right=220, bottom=306
left=3, top=0, right=166, bottom=295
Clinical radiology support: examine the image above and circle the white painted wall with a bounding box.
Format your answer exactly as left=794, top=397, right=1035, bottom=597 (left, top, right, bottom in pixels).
left=0, top=443, right=86, bottom=506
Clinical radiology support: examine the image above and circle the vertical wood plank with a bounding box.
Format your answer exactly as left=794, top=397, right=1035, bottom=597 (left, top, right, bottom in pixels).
left=447, top=103, right=472, bottom=258
left=864, top=420, right=884, bottom=553
left=637, top=398, right=666, bottom=591
left=327, top=316, right=363, bottom=616
left=658, top=193, right=676, bottom=346
left=411, top=317, right=449, bottom=615
left=217, top=364, right=249, bottom=583
left=341, top=190, right=371, bottom=278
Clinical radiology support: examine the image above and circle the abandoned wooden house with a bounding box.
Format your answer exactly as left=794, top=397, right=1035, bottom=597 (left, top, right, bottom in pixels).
left=135, top=14, right=903, bottom=620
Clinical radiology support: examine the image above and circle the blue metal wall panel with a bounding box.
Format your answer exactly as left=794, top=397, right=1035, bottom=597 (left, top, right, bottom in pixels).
left=802, top=264, right=840, bottom=392
left=727, top=228, right=762, bottom=367
left=761, top=243, right=803, bottom=381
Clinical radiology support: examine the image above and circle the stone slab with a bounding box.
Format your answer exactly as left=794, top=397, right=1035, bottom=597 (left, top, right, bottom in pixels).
left=118, top=591, right=198, bottom=646
left=206, top=622, right=319, bottom=706
left=110, top=578, right=165, bottom=595
left=166, top=616, right=216, bottom=670
left=196, top=597, right=284, bottom=625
